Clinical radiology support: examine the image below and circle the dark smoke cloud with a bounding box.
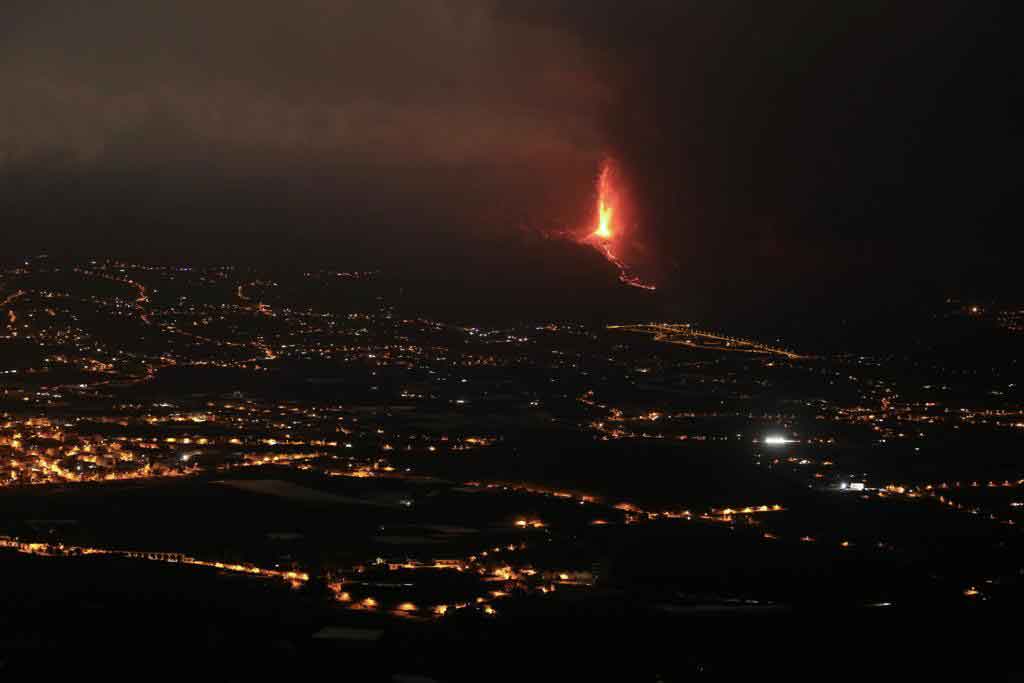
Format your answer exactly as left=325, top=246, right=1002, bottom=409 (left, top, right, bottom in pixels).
left=1, top=1, right=602, bottom=164
left=0, top=0, right=605, bottom=262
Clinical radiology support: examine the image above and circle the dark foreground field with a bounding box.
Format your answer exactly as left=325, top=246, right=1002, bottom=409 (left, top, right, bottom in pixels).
left=0, top=549, right=1020, bottom=682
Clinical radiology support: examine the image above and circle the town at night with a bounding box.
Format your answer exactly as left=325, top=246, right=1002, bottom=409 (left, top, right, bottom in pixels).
left=2, top=254, right=1023, bottom=679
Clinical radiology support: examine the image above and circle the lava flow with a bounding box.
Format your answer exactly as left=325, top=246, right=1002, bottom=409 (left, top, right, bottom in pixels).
left=582, top=161, right=656, bottom=291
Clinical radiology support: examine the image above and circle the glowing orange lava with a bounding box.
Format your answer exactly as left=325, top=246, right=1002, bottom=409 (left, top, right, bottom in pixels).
left=595, top=207, right=613, bottom=239
left=594, top=166, right=615, bottom=240
left=583, top=160, right=655, bottom=290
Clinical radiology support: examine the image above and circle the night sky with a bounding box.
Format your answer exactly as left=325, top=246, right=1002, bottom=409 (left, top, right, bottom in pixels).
left=0, top=1, right=1018, bottom=323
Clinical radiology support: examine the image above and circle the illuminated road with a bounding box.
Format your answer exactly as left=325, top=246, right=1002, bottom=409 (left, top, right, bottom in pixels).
left=609, top=323, right=804, bottom=359
left=74, top=268, right=152, bottom=325
left=1, top=290, right=26, bottom=307
left=0, top=535, right=308, bottom=584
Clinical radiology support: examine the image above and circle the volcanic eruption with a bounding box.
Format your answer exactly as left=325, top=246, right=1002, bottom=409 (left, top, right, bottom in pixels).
left=582, top=160, right=656, bottom=291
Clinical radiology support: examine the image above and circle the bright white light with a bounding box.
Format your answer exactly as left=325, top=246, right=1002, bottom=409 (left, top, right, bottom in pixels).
left=763, top=435, right=792, bottom=446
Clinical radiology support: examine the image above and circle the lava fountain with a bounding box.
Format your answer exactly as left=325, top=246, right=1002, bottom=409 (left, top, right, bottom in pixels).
left=594, top=165, right=615, bottom=240
left=582, top=160, right=656, bottom=290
